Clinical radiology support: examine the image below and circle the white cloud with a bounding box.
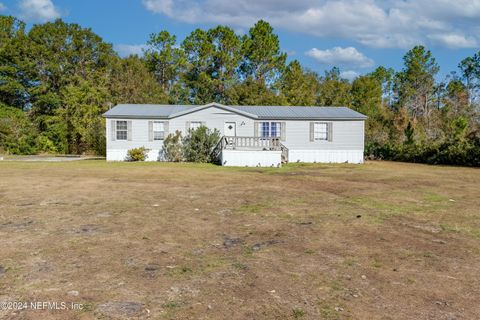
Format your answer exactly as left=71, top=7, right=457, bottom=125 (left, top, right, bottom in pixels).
left=340, top=70, right=360, bottom=81
left=142, top=0, right=201, bottom=23
left=114, top=44, right=147, bottom=57
left=19, top=0, right=61, bottom=22
left=142, top=0, right=174, bottom=16
left=305, top=47, right=374, bottom=68
left=0, top=3, right=6, bottom=11
left=428, top=33, right=478, bottom=48
left=141, top=0, right=480, bottom=49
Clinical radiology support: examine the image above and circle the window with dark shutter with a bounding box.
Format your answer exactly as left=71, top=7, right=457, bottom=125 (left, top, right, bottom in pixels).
left=153, top=121, right=165, bottom=140
left=116, top=121, right=128, bottom=140
left=313, top=122, right=328, bottom=141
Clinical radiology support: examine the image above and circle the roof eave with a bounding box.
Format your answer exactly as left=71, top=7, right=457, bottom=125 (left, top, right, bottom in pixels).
left=103, top=115, right=170, bottom=119
left=257, top=117, right=367, bottom=120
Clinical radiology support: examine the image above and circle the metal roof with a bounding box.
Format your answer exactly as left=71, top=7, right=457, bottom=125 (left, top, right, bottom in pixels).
left=232, top=105, right=366, bottom=119
left=103, top=103, right=367, bottom=120
left=103, top=104, right=195, bottom=118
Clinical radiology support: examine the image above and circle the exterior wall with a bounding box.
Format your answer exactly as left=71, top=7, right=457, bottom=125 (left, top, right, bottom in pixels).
left=282, top=120, right=364, bottom=151
left=168, top=106, right=255, bottom=136
left=106, top=118, right=164, bottom=161
left=221, top=150, right=282, bottom=167
left=288, top=150, right=364, bottom=164
left=283, top=120, right=365, bottom=163
left=105, top=106, right=365, bottom=164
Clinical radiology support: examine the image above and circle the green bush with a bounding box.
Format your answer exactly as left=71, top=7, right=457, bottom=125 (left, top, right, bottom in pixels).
left=0, top=104, right=38, bottom=154
left=35, top=135, right=58, bottom=153
left=365, top=141, right=396, bottom=160
left=182, top=126, right=220, bottom=163
left=126, top=147, right=149, bottom=161
left=162, top=130, right=183, bottom=162
left=366, top=136, right=480, bottom=167
left=428, top=138, right=480, bottom=166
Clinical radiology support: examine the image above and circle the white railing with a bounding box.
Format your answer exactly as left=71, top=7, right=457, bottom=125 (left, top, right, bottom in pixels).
left=211, top=136, right=289, bottom=163
left=224, top=136, right=282, bottom=150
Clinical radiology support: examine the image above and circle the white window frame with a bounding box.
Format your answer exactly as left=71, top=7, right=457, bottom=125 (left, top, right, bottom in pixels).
left=116, top=120, right=128, bottom=141
left=190, top=121, right=203, bottom=130
left=313, top=122, right=328, bottom=141
left=153, top=121, right=165, bottom=140
left=260, top=122, right=281, bottom=138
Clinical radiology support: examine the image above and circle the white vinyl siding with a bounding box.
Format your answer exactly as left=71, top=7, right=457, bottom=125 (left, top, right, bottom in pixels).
left=116, top=121, right=128, bottom=140
left=107, top=116, right=362, bottom=152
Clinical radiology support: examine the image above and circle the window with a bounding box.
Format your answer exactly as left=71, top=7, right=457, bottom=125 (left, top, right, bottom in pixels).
left=271, top=122, right=280, bottom=138
left=116, top=120, right=127, bottom=140
left=261, top=122, right=270, bottom=138
left=314, top=122, right=328, bottom=140
left=260, top=122, right=281, bottom=138
left=153, top=121, right=165, bottom=140
left=190, top=121, right=203, bottom=130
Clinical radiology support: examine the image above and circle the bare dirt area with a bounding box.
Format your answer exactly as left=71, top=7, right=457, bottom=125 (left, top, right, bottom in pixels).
left=0, top=160, right=479, bottom=320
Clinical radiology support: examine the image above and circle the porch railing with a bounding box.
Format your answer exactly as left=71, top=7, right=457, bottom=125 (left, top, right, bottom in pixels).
left=211, top=136, right=228, bottom=164
left=224, top=136, right=282, bottom=150
left=211, top=136, right=289, bottom=163
left=280, top=143, right=289, bottom=163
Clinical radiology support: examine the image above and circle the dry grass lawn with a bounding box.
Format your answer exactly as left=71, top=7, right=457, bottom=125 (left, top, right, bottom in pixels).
left=0, top=160, right=479, bottom=319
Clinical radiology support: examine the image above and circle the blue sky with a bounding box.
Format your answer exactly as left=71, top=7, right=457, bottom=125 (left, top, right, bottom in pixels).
left=1, top=0, right=479, bottom=80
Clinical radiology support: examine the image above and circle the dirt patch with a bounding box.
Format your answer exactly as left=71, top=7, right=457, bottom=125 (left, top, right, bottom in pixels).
left=251, top=239, right=283, bottom=251
left=0, top=219, right=34, bottom=230
left=223, top=236, right=244, bottom=249
left=71, top=224, right=103, bottom=235
left=96, top=301, right=144, bottom=318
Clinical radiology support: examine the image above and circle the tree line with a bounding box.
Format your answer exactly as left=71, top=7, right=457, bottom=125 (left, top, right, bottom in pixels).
left=0, top=16, right=479, bottom=165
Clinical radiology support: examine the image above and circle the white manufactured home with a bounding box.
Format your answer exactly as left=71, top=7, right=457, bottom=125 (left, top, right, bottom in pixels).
left=103, top=102, right=366, bottom=166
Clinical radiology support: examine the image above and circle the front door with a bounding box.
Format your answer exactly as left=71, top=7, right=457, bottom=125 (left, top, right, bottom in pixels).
left=224, top=122, right=236, bottom=136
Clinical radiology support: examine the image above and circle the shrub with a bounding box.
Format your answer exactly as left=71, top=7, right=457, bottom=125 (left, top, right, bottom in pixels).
left=126, top=147, right=149, bottom=161
left=0, top=104, right=38, bottom=154
left=182, top=126, right=220, bottom=163
left=365, top=141, right=396, bottom=160
left=365, top=136, right=480, bottom=167
left=35, top=135, right=58, bottom=154
left=162, top=130, right=183, bottom=162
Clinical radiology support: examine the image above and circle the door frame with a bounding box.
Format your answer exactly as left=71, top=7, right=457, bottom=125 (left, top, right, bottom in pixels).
left=224, top=121, right=236, bottom=136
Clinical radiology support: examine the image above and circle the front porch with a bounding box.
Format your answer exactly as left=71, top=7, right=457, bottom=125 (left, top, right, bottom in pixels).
left=212, top=136, right=288, bottom=167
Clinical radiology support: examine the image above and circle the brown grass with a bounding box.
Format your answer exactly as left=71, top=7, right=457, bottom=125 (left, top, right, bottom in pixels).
left=0, top=160, right=479, bottom=319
